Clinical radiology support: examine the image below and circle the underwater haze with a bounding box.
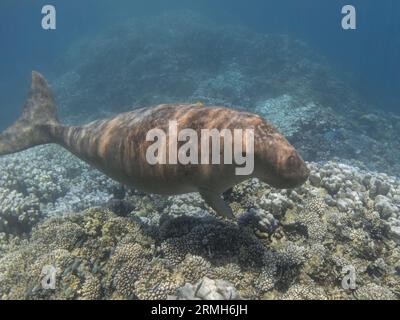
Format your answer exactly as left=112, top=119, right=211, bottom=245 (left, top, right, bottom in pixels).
left=1, top=0, right=399, bottom=130
left=0, top=0, right=400, bottom=301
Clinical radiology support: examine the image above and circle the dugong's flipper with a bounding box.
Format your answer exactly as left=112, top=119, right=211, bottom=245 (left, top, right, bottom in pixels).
left=200, top=189, right=235, bottom=220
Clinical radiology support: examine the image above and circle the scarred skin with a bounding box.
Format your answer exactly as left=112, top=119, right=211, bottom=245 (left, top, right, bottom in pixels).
left=0, top=72, right=309, bottom=219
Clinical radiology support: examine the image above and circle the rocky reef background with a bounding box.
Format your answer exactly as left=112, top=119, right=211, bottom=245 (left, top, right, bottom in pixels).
left=0, top=153, right=399, bottom=300
left=0, top=13, right=399, bottom=300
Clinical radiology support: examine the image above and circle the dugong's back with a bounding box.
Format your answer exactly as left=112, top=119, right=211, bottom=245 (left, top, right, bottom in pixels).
left=59, top=103, right=268, bottom=194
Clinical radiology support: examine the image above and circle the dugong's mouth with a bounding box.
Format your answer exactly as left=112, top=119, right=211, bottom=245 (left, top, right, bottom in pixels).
left=270, top=178, right=307, bottom=189
left=265, top=164, right=310, bottom=189
left=281, top=166, right=310, bottom=188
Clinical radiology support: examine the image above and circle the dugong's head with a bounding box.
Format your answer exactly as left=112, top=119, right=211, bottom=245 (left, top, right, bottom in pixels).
left=254, top=131, right=309, bottom=189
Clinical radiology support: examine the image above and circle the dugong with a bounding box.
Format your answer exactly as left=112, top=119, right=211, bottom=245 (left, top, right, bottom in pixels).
left=0, top=72, right=309, bottom=219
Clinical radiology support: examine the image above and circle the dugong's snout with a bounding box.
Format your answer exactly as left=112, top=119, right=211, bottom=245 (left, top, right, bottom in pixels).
left=270, top=152, right=310, bottom=189
left=257, top=150, right=310, bottom=189
left=280, top=152, right=310, bottom=187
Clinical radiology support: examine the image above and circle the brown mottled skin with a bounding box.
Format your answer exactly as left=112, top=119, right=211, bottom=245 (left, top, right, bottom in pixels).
left=0, top=72, right=309, bottom=219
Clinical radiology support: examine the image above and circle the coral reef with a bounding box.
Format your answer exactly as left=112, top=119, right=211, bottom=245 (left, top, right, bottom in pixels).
left=0, top=145, right=119, bottom=235
left=171, top=277, right=240, bottom=300
left=0, top=160, right=399, bottom=300
left=0, top=187, right=41, bottom=234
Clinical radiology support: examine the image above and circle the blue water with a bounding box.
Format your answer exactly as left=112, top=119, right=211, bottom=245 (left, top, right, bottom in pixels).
left=0, top=0, right=399, bottom=129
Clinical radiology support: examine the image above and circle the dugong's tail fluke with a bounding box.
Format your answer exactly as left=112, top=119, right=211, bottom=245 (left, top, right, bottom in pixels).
left=0, top=71, right=60, bottom=156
